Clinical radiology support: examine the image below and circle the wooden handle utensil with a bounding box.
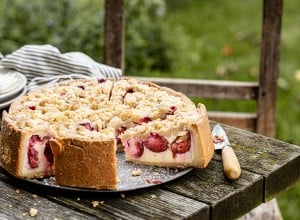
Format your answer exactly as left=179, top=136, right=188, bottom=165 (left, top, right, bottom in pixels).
left=221, top=146, right=241, bottom=180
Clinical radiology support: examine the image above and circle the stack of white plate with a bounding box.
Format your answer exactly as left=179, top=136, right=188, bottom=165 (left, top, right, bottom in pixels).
left=0, top=68, right=27, bottom=110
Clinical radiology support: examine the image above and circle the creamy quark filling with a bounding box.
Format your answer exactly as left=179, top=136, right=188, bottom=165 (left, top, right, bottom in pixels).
left=122, top=130, right=194, bottom=166
left=22, top=134, right=54, bottom=177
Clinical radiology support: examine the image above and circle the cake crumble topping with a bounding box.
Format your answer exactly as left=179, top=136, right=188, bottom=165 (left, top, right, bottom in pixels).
left=131, top=169, right=142, bottom=176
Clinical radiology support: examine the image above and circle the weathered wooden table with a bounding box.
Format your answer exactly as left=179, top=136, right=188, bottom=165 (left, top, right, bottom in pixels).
left=0, top=122, right=299, bottom=220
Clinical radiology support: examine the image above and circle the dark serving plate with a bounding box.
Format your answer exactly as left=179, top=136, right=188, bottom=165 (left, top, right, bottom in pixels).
left=1, top=152, right=192, bottom=195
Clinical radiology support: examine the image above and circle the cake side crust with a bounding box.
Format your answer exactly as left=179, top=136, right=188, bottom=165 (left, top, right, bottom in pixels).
left=50, top=137, right=118, bottom=190
left=1, top=111, right=25, bottom=177
left=191, top=103, right=214, bottom=168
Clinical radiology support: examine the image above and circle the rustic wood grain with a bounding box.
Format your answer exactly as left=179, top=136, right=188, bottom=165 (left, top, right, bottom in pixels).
left=0, top=173, right=210, bottom=220
left=104, top=0, right=124, bottom=70
left=0, top=120, right=299, bottom=220
left=208, top=111, right=256, bottom=132
left=257, top=0, right=283, bottom=137
left=0, top=173, right=97, bottom=220
left=133, top=77, right=258, bottom=100
left=162, top=160, right=263, bottom=220
left=216, top=123, right=300, bottom=201
left=46, top=188, right=210, bottom=220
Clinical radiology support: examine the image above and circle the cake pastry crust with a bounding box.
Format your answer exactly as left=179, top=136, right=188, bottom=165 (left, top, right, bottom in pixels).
left=0, top=77, right=214, bottom=190
left=50, top=138, right=117, bottom=190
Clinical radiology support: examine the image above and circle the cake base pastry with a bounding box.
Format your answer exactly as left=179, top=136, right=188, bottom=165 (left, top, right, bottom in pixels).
left=0, top=77, right=214, bottom=190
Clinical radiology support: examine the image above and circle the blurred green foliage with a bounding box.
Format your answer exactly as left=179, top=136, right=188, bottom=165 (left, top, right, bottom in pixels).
left=125, top=0, right=174, bottom=73
left=0, top=0, right=178, bottom=73
left=0, top=0, right=104, bottom=59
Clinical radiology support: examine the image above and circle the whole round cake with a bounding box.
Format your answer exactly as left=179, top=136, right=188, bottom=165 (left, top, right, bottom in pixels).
left=0, top=77, right=214, bottom=189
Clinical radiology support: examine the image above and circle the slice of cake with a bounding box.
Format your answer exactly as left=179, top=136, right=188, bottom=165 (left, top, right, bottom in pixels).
left=120, top=104, right=213, bottom=168
left=1, top=79, right=118, bottom=189
left=50, top=136, right=117, bottom=190
left=1, top=112, right=55, bottom=179
left=0, top=77, right=214, bottom=190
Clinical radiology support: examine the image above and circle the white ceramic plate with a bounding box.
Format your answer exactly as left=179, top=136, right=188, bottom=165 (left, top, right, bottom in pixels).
left=0, top=69, right=27, bottom=102
left=0, top=86, right=27, bottom=110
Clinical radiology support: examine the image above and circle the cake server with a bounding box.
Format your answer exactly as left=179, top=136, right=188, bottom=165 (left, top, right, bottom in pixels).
left=212, top=123, right=241, bottom=180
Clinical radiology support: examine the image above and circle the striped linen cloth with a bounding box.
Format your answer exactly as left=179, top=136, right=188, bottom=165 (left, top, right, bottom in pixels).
left=0, top=44, right=122, bottom=91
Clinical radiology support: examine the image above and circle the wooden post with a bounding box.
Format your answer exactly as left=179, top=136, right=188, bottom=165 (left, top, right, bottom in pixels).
left=104, top=0, right=125, bottom=71
left=257, top=0, right=283, bottom=138
left=243, top=2, right=284, bottom=220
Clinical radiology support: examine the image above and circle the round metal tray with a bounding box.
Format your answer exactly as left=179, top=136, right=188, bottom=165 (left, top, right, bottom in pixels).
left=3, top=152, right=192, bottom=195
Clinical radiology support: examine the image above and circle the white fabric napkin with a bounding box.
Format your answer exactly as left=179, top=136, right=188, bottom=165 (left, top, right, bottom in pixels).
left=0, top=44, right=122, bottom=91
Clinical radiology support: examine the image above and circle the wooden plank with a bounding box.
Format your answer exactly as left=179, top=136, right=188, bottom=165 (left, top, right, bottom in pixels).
left=256, top=0, right=283, bottom=137
left=208, top=111, right=256, bottom=132
left=1, top=122, right=298, bottom=220
left=216, top=123, right=300, bottom=201
left=0, top=166, right=210, bottom=220
left=104, top=0, right=124, bottom=70
left=47, top=188, right=209, bottom=220
left=0, top=172, right=97, bottom=219
left=162, top=160, right=263, bottom=220
left=132, top=76, right=259, bottom=100
left=133, top=76, right=258, bottom=131
left=0, top=168, right=209, bottom=220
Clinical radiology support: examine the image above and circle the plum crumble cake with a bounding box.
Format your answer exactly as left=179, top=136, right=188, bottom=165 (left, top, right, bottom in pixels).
left=0, top=77, right=214, bottom=190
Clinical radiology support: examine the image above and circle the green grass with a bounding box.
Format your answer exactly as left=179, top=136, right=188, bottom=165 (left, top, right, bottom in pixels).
left=131, top=1, right=300, bottom=219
